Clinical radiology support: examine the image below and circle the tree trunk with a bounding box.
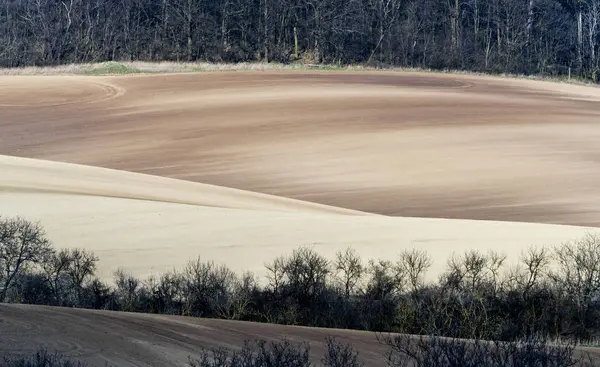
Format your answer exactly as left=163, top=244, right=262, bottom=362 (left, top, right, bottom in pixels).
left=525, top=0, right=535, bottom=71
left=187, top=0, right=193, bottom=61
left=496, top=0, right=501, bottom=54
left=1, top=263, right=21, bottom=303
left=589, top=1, right=598, bottom=65
left=474, top=0, right=479, bottom=40
left=161, top=0, right=168, bottom=57
left=451, top=11, right=457, bottom=50
left=454, top=0, right=460, bottom=50
left=294, top=25, right=299, bottom=60
left=1, top=275, right=12, bottom=302
left=578, top=9, right=583, bottom=72
left=526, top=0, right=534, bottom=45
left=221, top=0, right=228, bottom=57
left=263, top=0, right=269, bottom=62
left=314, top=7, right=320, bottom=62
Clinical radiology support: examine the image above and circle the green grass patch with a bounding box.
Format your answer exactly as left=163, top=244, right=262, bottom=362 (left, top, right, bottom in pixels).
left=82, top=61, right=140, bottom=75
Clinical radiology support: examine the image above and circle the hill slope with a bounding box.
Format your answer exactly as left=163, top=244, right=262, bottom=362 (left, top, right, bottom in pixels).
left=2, top=71, right=600, bottom=225
left=0, top=154, right=594, bottom=282
left=0, top=304, right=390, bottom=366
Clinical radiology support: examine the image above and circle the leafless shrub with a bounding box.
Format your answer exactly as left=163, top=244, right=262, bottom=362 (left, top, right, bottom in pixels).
left=188, top=339, right=311, bottom=367
left=378, top=333, right=580, bottom=367
left=187, top=337, right=366, bottom=367
left=2, top=347, right=88, bottom=367
left=321, top=337, right=364, bottom=367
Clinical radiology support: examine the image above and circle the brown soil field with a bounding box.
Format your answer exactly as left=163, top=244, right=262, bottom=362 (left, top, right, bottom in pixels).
left=2, top=71, right=600, bottom=225
left=2, top=69, right=600, bottom=366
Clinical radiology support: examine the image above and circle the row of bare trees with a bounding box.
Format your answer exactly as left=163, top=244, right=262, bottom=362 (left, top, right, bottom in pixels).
left=3, top=215, right=600, bottom=343
left=0, top=0, right=599, bottom=80
left=0, top=217, right=98, bottom=306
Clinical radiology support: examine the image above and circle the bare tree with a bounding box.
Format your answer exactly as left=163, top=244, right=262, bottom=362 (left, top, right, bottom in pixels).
left=585, top=0, right=600, bottom=69
left=182, top=257, right=214, bottom=316
left=208, top=263, right=238, bottom=317
left=0, top=216, right=54, bottom=302
left=145, top=269, right=185, bottom=315
left=41, top=248, right=71, bottom=305
left=365, top=259, right=403, bottom=300
left=265, top=255, right=286, bottom=294
left=368, top=0, right=404, bottom=63
left=66, top=248, right=98, bottom=305
left=334, top=247, right=364, bottom=298
left=449, top=0, right=461, bottom=53
left=219, top=270, right=256, bottom=320
left=114, top=268, right=140, bottom=312
left=282, top=246, right=330, bottom=298
left=549, top=233, right=600, bottom=336
left=443, top=249, right=506, bottom=296
left=486, top=250, right=506, bottom=296
left=397, top=248, right=432, bottom=294
left=517, top=245, right=550, bottom=297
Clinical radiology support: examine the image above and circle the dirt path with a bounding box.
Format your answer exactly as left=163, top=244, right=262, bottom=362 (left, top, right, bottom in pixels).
left=2, top=71, right=600, bottom=226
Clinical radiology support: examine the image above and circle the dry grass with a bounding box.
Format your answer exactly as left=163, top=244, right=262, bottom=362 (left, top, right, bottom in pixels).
left=0, top=61, right=342, bottom=76
left=0, top=63, right=89, bottom=75
left=0, top=60, right=597, bottom=87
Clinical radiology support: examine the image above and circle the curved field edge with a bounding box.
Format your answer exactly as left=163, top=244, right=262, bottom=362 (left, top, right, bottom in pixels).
left=1, top=61, right=599, bottom=87
left=4, top=72, right=600, bottom=225
left=0, top=154, right=370, bottom=216
left=0, top=155, right=596, bottom=283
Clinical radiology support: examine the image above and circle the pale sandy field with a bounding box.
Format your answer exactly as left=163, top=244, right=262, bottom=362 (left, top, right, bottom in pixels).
left=1, top=69, right=600, bottom=365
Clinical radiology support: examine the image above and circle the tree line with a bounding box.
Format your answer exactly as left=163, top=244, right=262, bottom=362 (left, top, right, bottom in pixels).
left=0, top=0, right=599, bottom=81
left=3, top=215, right=600, bottom=344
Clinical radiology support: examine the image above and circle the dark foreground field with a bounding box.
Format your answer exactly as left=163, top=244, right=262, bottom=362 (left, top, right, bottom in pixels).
left=2, top=304, right=600, bottom=367
left=0, top=304, right=391, bottom=366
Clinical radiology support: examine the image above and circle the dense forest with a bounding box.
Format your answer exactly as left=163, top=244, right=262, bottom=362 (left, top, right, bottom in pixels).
left=0, top=0, right=599, bottom=81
